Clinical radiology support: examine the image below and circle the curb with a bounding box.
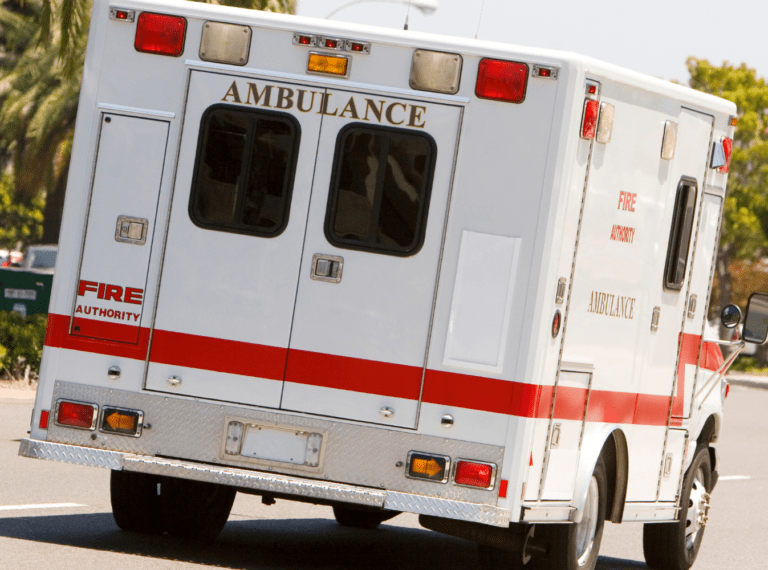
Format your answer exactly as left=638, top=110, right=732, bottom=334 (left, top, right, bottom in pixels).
left=726, top=373, right=768, bottom=390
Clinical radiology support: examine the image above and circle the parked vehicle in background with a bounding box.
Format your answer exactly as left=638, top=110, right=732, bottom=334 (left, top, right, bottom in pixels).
left=0, top=249, right=23, bottom=267
left=20, top=245, right=58, bottom=274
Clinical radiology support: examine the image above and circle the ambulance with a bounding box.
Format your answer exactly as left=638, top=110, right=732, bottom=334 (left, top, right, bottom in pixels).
left=18, top=1, right=768, bottom=569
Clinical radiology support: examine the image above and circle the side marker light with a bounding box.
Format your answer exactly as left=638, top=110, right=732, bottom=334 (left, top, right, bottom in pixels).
left=39, top=410, right=49, bottom=429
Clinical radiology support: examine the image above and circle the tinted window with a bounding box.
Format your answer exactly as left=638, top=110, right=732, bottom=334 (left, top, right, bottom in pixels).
left=189, top=106, right=300, bottom=237
left=325, top=124, right=437, bottom=256
left=664, top=178, right=698, bottom=290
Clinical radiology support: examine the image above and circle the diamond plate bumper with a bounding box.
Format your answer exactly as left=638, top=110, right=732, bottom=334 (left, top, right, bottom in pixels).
left=19, top=438, right=511, bottom=526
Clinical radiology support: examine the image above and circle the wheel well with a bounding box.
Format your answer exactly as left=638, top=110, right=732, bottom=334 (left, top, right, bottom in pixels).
left=697, top=415, right=718, bottom=447
left=603, top=429, right=628, bottom=524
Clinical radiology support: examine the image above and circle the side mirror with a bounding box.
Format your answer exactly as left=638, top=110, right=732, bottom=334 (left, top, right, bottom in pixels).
left=720, top=304, right=742, bottom=329
left=743, top=293, right=768, bottom=345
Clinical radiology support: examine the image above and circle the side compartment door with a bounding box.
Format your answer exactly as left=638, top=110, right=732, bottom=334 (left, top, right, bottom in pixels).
left=72, top=114, right=169, bottom=344
left=281, top=89, right=462, bottom=428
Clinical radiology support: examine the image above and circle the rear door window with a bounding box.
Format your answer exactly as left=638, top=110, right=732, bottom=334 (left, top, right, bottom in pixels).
left=324, top=124, right=437, bottom=256
left=664, top=177, right=698, bottom=290
left=189, top=105, right=300, bottom=237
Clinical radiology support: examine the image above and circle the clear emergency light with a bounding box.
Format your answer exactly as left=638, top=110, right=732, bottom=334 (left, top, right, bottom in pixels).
left=135, top=12, right=187, bottom=57
left=475, top=59, right=529, bottom=103
left=410, top=50, right=462, bottom=94
left=199, top=21, right=252, bottom=66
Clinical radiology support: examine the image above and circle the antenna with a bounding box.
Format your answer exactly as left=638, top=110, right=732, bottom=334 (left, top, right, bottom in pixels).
left=404, top=0, right=412, bottom=30
left=475, top=0, right=486, bottom=40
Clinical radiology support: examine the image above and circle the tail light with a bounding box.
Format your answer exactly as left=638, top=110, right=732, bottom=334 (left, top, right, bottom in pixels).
left=475, top=59, right=529, bottom=103
left=135, top=12, right=186, bottom=57
left=453, top=459, right=496, bottom=489
left=55, top=400, right=98, bottom=430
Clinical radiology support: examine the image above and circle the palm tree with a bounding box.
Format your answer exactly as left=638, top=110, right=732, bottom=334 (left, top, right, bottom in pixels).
left=0, top=0, right=295, bottom=245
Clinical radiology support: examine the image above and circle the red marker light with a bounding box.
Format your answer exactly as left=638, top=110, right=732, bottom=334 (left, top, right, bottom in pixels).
left=498, top=479, right=509, bottom=498
left=325, top=39, right=338, bottom=49
left=476, top=59, right=529, bottom=103
left=350, top=42, right=364, bottom=52
left=115, top=10, right=129, bottom=20
left=588, top=85, right=597, bottom=94
left=39, top=410, right=49, bottom=429
left=298, top=35, right=311, bottom=45
left=539, top=68, right=551, bottom=77
left=135, top=12, right=186, bottom=57
left=454, top=460, right=495, bottom=488
left=581, top=99, right=600, bottom=139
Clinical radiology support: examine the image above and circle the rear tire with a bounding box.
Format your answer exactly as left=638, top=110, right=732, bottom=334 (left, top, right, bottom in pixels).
left=110, top=470, right=165, bottom=535
left=332, top=505, right=399, bottom=529
left=538, top=454, right=608, bottom=570
left=643, top=446, right=712, bottom=570
left=162, top=477, right=236, bottom=541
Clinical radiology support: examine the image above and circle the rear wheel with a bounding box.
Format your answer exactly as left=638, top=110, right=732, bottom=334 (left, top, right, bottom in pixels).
left=332, top=505, right=399, bottom=529
left=110, top=470, right=165, bottom=535
left=539, top=454, right=608, bottom=570
left=643, top=447, right=712, bottom=570
left=162, top=477, right=237, bottom=541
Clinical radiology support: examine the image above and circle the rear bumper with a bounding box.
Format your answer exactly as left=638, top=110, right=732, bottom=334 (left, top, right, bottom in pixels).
left=19, top=438, right=510, bottom=527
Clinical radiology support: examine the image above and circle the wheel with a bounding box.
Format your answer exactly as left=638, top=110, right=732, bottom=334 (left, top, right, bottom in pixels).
left=332, top=505, right=399, bottom=529
left=110, top=470, right=165, bottom=534
left=538, top=454, right=608, bottom=570
left=643, top=446, right=712, bottom=570
left=162, top=476, right=237, bottom=541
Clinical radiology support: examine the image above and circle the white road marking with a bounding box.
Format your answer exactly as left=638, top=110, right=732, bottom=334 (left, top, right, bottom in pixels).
left=0, top=503, right=84, bottom=511
left=718, top=475, right=751, bottom=481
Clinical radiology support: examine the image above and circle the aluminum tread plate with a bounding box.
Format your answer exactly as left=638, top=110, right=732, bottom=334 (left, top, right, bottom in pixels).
left=45, top=381, right=505, bottom=503
left=123, top=455, right=386, bottom=507
left=18, top=438, right=124, bottom=470
left=385, top=491, right=510, bottom=526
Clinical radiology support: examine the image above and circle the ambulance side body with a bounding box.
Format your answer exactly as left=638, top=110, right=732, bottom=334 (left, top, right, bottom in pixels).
left=22, top=0, right=735, bottom=535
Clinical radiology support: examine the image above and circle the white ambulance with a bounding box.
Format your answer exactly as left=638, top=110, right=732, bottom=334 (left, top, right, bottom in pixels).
left=19, top=1, right=768, bottom=569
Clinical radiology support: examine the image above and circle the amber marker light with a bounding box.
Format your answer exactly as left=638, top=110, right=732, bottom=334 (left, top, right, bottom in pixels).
left=307, top=53, right=349, bottom=77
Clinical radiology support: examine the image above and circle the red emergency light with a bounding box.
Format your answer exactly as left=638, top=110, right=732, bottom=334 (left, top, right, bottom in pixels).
left=581, top=99, right=600, bottom=139
left=135, top=12, right=186, bottom=57
left=719, top=137, right=733, bottom=173
left=475, top=59, right=529, bottom=104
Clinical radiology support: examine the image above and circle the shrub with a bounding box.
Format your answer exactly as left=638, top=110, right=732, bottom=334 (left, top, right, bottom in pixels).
left=0, top=311, right=47, bottom=381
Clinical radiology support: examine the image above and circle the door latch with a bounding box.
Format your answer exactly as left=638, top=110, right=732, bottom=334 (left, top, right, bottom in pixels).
left=310, top=254, right=344, bottom=283
left=115, top=215, right=148, bottom=245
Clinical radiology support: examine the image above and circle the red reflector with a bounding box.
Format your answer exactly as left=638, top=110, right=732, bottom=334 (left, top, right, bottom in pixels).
left=476, top=59, right=529, bottom=104
left=581, top=99, right=600, bottom=139
left=498, top=479, right=509, bottom=498
left=454, top=460, right=494, bottom=488
left=719, top=137, right=733, bottom=173
left=39, top=410, right=49, bottom=429
left=57, top=401, right=97, bottom=429
left=299, top=35, right=311, bottom=45
left=135, top=12, right=186, bottom=57
left=725, top=382, right=730, bottom=399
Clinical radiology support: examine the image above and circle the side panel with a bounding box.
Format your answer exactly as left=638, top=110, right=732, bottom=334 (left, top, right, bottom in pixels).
left=73, top=114, right=169, bottom=343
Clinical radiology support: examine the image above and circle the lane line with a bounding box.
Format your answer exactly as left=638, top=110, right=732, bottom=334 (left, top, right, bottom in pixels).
left=0, top=503, right=85, bottom=511
left=718, top=475, right=751, bottom=481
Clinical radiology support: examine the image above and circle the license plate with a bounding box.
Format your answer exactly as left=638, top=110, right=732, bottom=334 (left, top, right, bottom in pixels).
left=239, top=424, right=323, bottom=467
left=4, top=288, right=36, bottom=300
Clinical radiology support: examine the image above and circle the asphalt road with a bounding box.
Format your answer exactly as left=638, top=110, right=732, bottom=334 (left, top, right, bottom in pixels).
left=1, top=385, right=766, bottom=569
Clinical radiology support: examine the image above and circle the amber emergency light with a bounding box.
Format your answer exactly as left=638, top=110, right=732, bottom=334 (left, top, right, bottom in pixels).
left=135, top=12, right=186, bottom=57
left=307, top=53, right=349, bottom=77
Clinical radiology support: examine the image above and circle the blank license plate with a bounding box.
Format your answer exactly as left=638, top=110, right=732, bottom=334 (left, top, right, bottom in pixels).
left=240, top=425, right=322, bottom=467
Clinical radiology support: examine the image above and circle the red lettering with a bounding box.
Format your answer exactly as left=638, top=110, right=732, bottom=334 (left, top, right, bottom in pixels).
left=97, top=283, right=106, bottom=300
left=629, top=192, right=636, bottom=212
left=78, top=280, right=99, bottom=297
left=104, top=285, right=123, bottom=302
left=618, top=191, right=625, bottom=210
left=124, top=288, right=143, bottom=305
left=98, top=308, right=108, bottom=317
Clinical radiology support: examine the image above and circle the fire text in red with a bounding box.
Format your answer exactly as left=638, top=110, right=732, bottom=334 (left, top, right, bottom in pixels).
left=78, top=280, right=143, bottom=305
left=617, top=191, right=636, bottom=212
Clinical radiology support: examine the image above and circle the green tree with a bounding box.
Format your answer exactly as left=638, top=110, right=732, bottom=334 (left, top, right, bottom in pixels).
left=687, top=58, right=768, bottom=320
left=0, top=0, right=295, bottom=246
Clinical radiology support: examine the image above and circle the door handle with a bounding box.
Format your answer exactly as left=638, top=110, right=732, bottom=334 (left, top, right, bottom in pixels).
left=310, top=254, right=344, bottom=283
